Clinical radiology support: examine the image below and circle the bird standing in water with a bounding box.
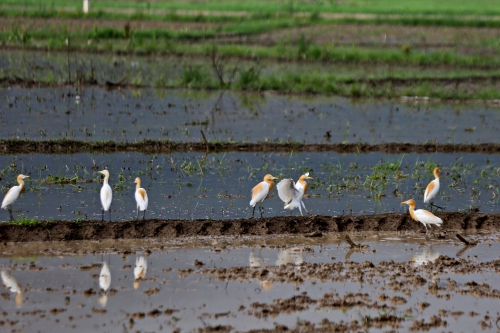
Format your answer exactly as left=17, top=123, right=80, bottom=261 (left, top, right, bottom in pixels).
left=250, top=174, right=279, bottom=218
left=424, top=167, right=442, bottom=211
left=134, top=177, right=148, bottom=220
left=277, top=172, right=314, bottom=216
left=98, top=170, right=112, bottom=222
left=1, top=174, right=29, bottom=221
left=402, top=199, right=442, bottom=235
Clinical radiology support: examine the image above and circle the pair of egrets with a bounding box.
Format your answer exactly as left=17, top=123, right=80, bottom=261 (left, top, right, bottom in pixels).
left=249, top=172, right=314, bottom=218
left=98, top=170, right=148, bottom=222
left=0, top=171, right=148, bottom=222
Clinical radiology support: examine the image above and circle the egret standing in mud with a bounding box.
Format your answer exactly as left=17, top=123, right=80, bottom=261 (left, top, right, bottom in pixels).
left=277, top=172, right=314, bottom=216
left=250, top=174, right=279, bottom=218
left=134, top=177, right=148, bottom=220
left=401, top=199, right=442, bottom=235
left=1, top=174, right=29, bottom=221
left=424, top=167, right=442, bottom=211
left=98, top=170, right=112, bottom=222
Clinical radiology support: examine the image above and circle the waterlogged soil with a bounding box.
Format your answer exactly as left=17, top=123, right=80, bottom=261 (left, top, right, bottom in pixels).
left=1, top=232, right=500, bottom=332
left=0, top=212, right=499, bottom=243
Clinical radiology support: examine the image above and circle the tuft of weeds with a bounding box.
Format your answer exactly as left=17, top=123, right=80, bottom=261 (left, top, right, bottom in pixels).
left=8, top=215, right=40, bottom=226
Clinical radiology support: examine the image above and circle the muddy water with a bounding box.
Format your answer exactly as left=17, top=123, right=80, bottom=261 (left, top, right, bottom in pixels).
left=2, top=86, right=500, bottom=144
left=0, top=151, right=498, bottom=222
left=0, top=232, right=499, bottom=332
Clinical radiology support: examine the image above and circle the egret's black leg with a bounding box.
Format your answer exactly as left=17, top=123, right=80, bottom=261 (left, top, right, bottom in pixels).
left=143, top=210, right=146, bottom=220
left=431, top=202, right=444, bottom=210
left=252, top=206, right=256, bottom=218
left=136, top=207, right=139, bottom=221
left=109, top=210, right=111, bottom=222
left=101, top=209, right=104, bottom=222
left=8, top=206, right=13, bottom=221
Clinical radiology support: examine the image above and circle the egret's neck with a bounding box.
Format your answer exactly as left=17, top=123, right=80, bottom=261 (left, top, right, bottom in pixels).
left=17, top=178, right=25, bottom=192
left=299, top=179, right=308, bottom=195
left=408, top=205, right=416, bottom=220
left=103, top=175, right=109, bottom=185
left=135, top=181, right=141, bottom=190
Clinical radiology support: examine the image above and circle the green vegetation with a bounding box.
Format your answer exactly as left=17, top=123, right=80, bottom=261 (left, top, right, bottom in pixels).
left=2, top=0, right=500, bottom=99
left=8, top=215, right=40, bottom=226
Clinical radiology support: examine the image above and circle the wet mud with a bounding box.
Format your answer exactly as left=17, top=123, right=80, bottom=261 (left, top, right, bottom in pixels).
left=0, top=212, right=498, bottom=242
left=2, top=139, right=500, bottom=154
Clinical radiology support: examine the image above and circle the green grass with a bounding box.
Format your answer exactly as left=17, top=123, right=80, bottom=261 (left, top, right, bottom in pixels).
left=8, top=215, right=40, bottom=226
left=3, top=0, right=500, bottom=16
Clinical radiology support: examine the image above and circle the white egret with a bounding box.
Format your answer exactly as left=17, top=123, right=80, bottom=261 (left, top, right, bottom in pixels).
left=1, top=174, right=29, bottom=221
left=402, top=199, right=442, bottom=234
left=98, top=170, right=112, bottom=222
left=276, top=172, right=314, bottom=216
left=424, top=167, right=442, bottom=211
left=249, top=174, right=278, bottom=218
left=134, top=177, right=148, bottom=220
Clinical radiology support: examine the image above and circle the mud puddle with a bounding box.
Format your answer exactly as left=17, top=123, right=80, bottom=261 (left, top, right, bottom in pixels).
left=2, top=84, right=500, bottom=144
left=1, top=232, right=500, bottom=332
left=0, top=151, right=499, bottom=222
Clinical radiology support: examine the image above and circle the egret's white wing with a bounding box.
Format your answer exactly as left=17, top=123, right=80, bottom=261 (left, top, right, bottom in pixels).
left=277, top=179, right=298, bottom=203
left=250, top=181, right=270, bottom=206
left=423, top=179, right=440, bottom=203
left=2, top=186, right=21, bottom=208
left=414, top=209, right=442, bottom=226
left=100, top=184, right=112, bottom=211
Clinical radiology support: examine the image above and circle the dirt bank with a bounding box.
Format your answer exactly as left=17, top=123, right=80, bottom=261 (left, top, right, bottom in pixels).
left=1, top=139, right=500, bottom=154
left=0, top=212, right=497, bottom=242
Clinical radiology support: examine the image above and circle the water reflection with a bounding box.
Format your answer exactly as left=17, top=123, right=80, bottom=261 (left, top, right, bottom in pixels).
left=98, top=262, right=111, bottom=307
left=276, top=248, right=304, bottom=266
left=249, top=249, right=266, bottom=268
left=1, top=270, right=22, bottom=308
left=134, top=256, right=147, bottom=290
left=411, top=246, right=440, bottom=266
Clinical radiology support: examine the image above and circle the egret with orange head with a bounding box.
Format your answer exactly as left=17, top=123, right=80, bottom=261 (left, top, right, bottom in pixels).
left=98, top=170, right=112, bottom=222
left=424, top=167, right=443, bottom=211
left=1, top=174, right=29, bottom=221
left=134, top=177, right=148, bottom=220
left=250, top=174, right=279, bottom=218
left=402, top=199, right=442, bottom=234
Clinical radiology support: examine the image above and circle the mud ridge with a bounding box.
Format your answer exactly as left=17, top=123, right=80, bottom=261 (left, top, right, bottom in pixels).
left=1, top=212, right=498, bottom=242
left=2, top=139, right=500, bottom=154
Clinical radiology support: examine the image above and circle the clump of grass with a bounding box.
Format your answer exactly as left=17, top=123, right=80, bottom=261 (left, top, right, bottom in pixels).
left=8, top=215, right=39, bottom=226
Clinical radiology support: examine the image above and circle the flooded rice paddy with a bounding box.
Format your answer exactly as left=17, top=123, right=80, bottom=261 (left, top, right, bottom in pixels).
left=2, top=86, right=500, bottom=144
left=1, top=232, right=500, bottom=332
left=0, top=151, right=498, bottom=222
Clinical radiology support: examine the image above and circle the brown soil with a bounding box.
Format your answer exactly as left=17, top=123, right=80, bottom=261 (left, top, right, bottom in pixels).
left=0, top=212, right=498, bottom=243
left=1, top=139, right=500, bottom=154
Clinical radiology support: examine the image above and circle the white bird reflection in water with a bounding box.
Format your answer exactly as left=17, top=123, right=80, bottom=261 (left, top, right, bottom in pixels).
left=98, top=262, right=111, bottom=307
left=249, top=249, right=273, bottom=291
left=411, top=246, right=440, bottom=267
left=1, top=270, right=22, bottom=308
left=276, top=248, right=304, bottom=266
left=134, top=256, right=147, bottom=290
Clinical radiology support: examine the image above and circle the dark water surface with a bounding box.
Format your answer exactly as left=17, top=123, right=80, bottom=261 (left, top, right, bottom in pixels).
left=0, top=151, right=498, bottom=221
left=1, top=87, right=499, bottom=143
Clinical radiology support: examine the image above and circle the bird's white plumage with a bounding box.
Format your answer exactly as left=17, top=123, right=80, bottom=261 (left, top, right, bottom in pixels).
left=134, top=256, right=147, bottom=280
left=276, top=248, right=304, bottom=266
left=250, top=181, right=270, bottom=207
left=1, top=270, right=21, bottom=294
left=99, top=171, right=112, bottom=211
left=99, top=262, right=111, bottom=292
left=413, top=209, right=442, bottom=227
left=1, top=186, right=22, bottom=209
left=135, top=189, right=148, bottom=211
left=277, top=179, right=304, bottom=214
left=423, top=179, right=440, bottom=203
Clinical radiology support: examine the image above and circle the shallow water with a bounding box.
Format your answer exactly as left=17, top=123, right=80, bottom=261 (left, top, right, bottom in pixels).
left=2, top=86, right=500, bottom=144
left=0, top=232, right=499, bottom=332
left=0, top=151, right=498, bottom=221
